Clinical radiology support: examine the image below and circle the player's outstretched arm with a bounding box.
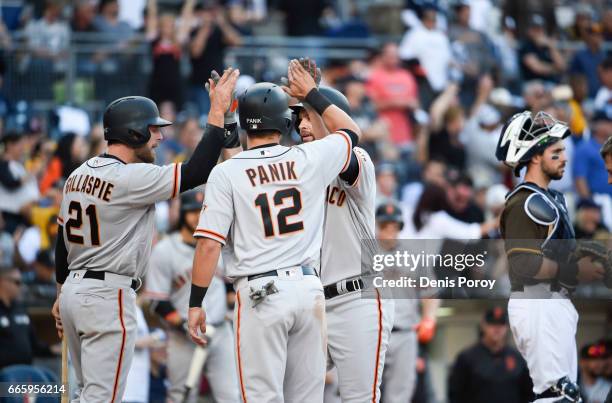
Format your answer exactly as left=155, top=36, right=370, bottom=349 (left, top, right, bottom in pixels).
left=180, top=68, right=240, bottom=193
left=188, top=238, right=222, bottom=346
left=283, top=59, right=361, bottom=141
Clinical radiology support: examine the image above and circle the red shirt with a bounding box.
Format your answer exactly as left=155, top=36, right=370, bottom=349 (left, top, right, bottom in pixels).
left=366, top=67, right=418, bottom=145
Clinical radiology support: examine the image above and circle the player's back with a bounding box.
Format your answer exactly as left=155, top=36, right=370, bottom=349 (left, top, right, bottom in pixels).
left=320, top=146, right=377, bottom=285
left=59, top=155, right=180, bottom=278
left=197, top=132, right=352, bottom=278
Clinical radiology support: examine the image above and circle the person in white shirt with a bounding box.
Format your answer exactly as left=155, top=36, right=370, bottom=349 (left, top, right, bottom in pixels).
left=399, top=5, right=452, bottom=93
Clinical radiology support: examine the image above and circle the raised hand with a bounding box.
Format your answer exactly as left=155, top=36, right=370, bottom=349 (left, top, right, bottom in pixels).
left=208, top=67, right=240, bottom=116
left=282, top=59, right=317, bottom=101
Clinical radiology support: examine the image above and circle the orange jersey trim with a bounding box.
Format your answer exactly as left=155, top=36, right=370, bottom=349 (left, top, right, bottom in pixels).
left=171, top=163, right=180, bottom=198
left=335, top=130, right=353, bottom=173
left=372, top=289, right=383, bottom=403
left=194, top=228, right=227, bottom=243
left=236, top=291, right=247, bottom=403
left=111, top=289, right=126, bottom=403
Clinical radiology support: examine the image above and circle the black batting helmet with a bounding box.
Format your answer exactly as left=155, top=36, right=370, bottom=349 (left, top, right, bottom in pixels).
left=375, top=202, right=404, bottom=230
left=290, top=85, right=352, bottom=132
left=103, top=96, right=172, bottom=147
left=238, top=83, right=292, bottom=136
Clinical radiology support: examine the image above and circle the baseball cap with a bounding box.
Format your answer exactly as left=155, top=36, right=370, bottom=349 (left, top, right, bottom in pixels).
left=484, top=306, right=508, bottom=325
left=580, top=342, right=608, bottom=359
left=446, top=169, right=473, bottom=187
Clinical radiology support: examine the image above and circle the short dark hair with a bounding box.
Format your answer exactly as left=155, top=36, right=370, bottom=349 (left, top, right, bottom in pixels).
left=600, top=135, right=612, bottom=159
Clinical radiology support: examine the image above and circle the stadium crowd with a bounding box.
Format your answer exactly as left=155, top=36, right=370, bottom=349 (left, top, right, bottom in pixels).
left=0, top=0, right=611, bottom=402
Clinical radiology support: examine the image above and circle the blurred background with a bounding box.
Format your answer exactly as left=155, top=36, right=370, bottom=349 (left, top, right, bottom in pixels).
left=0, top=0, right=610, bottom=402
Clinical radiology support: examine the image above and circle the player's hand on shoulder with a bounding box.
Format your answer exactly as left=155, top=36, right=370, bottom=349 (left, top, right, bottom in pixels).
left=187, top=307, right=208, bottom=346
left=282, top=59, right=317, bottom=101
left=208, top=67, right=240, bottom=116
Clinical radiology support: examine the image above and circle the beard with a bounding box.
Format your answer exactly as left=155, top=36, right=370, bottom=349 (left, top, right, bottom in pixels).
left=134, top=145, right=156, bottom=163
left=542, top=162, right=565, bottom=181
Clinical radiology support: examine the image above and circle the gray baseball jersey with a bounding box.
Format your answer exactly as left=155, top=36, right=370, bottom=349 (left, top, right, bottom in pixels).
left=320, top=147, right=377, bottom=286
left=145, top=232, right=227, bottom=324
left=59, top=155, right=181, bottom=278
left=194, top=131, right=353, bottom=277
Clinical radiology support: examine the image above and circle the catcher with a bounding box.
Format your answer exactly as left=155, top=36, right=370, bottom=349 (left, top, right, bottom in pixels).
left=497, top=111, right=609, bottom=403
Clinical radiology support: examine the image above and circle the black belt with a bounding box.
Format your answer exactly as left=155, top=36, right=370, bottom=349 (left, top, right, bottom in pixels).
left=247, top=267, right=317, bottom=281
left=323, top=278, right=364, bottom=300
left=83, top=270, right=140, bottom=290
left=511, top=281, right=561, bottom=292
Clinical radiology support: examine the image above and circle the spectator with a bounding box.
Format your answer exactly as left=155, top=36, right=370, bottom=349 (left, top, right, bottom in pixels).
left=118, top=0, right=147, bottom=31
left=574, top=109, right=612, bottom=228
left=227, top=0, right=267, bottom=35
left=523, top=80, right=552, bottom=113
left=448, top=1, right=497, bottom=108
left=93, top=0, right=134, bottom=37
left=519, top=15, right=566, bottom=84
left=0, top=216, right=14, bottom=267
left=565, top=4, right=594, bottom=42
left=366, top=42, right=419, bottom=147
left=278, top=0, right=328, bottom=37
left=411, top=184, right=495, bottom=239
left=176, top=117, right=202, bottom=162
left=22, top=249, right=56, bottom=305
left=24, top=0, right=70, bottom=61
left=375, top=162, right=399, bottom=206
left=0, top=132, right=40, bottom=234
left=445, top=170, right=485, bottom=224
left=340, top=76, right=387, bottom=160
left=492, top=16, right=520, bottom=93
left=574, top=199, right=608, bottom=239
left=39, top=133, right=86, bottom=195
left=428, top=104, right=466, bottom=171
left=146, top=0, right=196, bottom=109
left=401, top=158, right=448, bottom=211
left=594, top=57, right=612, bottom=111
left=399, top=5, right=452, bottom=95
left=569, top=22, right=606, bottom=99
left=0, top=266, right=55, bottom=369
left=17, top=212, right=58, bottom=268
left=568, top=74, right=590, bottom=137
left=448, top=307, right=533, bottom=403
left=463, top=104, right=504, bottom=189
left=603, top=9, right=612, bottom=42
left=579, top=342, right=612, bottom=403
left=188, top=1, right=242, bottom=116
left=71, top=0, right=96, bottom=32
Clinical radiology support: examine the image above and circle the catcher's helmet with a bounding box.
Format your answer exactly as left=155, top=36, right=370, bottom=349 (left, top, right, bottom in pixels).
left=238, top=83, right=292, bottom=136
left=103, top=96, right=172, bottom=147
left=496, top=111, right=570, bottom=177
left=375, top=202, right=404, bottom=230
left=290, top=85, right=352, bottom=132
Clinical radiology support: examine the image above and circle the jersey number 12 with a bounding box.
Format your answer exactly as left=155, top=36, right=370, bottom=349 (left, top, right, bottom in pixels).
left=255, top=187, right=304, bottom=237
left=65, top=201, right=101, bottom=246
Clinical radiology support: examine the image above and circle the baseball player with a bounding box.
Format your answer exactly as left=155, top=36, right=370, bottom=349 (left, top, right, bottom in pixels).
left=187, top=60, right=361, bottom=402
left=145, top=190, right=240, bottom=403
left=51, top=68, right=242, bottom=403
left=374, top=202, right=439, bottom=403
left=497, top=111, right=605, bottom=402
left=289, top=78, right=394, bottom=402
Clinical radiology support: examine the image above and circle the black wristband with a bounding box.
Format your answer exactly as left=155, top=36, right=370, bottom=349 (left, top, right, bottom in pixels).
left=305, top=88, right=332, bottom=116
left=558, top=257, right=578, bottom=290
left=189, top=284, right=208, bottom=308
left=223, top=123, right=241, bottom=148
